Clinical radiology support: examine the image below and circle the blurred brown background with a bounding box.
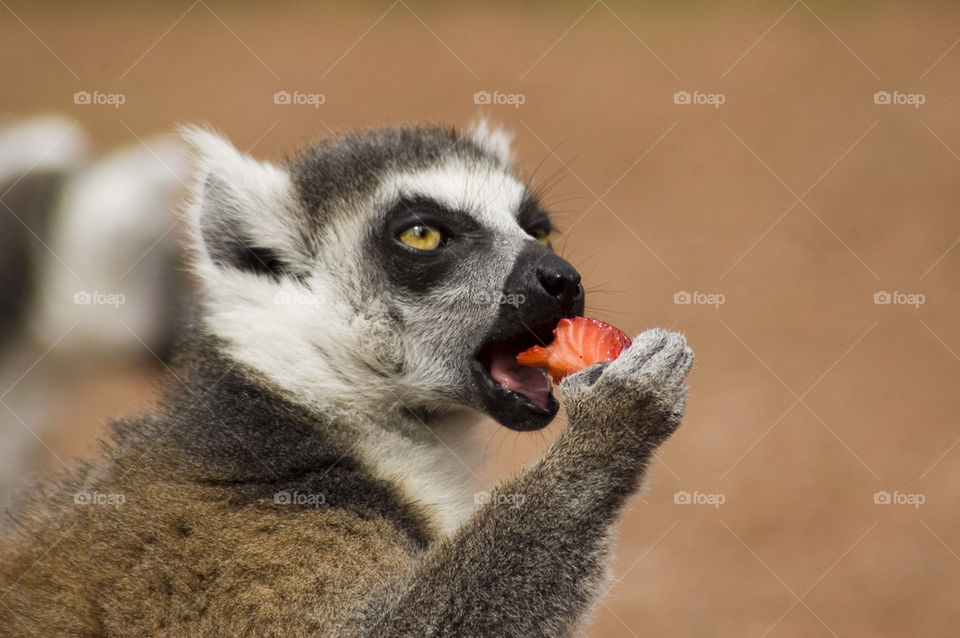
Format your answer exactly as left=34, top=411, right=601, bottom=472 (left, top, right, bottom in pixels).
left=2, top=1, right=959, bottom=636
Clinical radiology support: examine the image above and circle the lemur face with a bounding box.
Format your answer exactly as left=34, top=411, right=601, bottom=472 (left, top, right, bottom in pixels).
left=184, top=122, right=583, bottom=431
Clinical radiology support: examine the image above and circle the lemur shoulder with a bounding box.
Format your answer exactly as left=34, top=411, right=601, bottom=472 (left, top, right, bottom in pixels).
left=0, top=121, right=693, bottom=637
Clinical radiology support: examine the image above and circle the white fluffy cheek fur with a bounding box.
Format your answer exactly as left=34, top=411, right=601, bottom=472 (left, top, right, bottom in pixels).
left=197, top=264, right=397, bottom=412
left=180, top=125, right=537, bottom=537
left=180, top=126, right=397, bottom=414
left=198, top=266, right=484, bottom=537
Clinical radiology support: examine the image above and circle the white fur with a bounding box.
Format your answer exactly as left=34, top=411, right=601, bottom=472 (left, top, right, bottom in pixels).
left=201, top=262, right=484, bottom=534
left=355, top=408, right=484, bottom=536
left=180, top=125, right=311, bottom=265
left=467, top=118, right=515, bottom=166
left=376, top=161, right=528, bottom=237
left=179, top=128, right=533, bottom=536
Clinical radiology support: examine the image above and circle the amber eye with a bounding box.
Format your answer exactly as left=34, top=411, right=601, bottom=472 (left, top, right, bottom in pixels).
left=398, top=224, right=443, bottom=251
left=535, top=231, right=551, bottom=247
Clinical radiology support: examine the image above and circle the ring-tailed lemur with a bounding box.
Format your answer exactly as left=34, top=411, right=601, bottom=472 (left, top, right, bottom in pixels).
left=0, top=121, right=693, bottom=637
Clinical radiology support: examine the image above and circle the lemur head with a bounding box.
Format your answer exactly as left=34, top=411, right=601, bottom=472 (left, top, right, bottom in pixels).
left=182, top=122, right=584, bottom=432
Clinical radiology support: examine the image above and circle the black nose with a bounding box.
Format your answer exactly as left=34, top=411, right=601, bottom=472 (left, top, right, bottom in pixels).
left=537, top=259, right=582, bottom=308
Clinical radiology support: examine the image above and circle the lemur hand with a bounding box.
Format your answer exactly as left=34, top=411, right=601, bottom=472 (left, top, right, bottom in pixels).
left=559, top=329, right=693, bottom=455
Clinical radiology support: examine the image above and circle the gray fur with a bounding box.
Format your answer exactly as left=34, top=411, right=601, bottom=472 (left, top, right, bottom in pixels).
left=0, top=124, right=693, bottom=637
left=291, top=125, right=503, bottom=224
left=353, top=330, right=693, bottom=636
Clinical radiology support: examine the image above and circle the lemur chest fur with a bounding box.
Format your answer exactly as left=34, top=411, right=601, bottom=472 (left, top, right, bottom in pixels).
left=0, top=122, right=684, bottom=638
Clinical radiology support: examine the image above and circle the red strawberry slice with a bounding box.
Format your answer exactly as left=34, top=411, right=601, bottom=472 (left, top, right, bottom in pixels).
left=516, top=317, right=631, bottom=383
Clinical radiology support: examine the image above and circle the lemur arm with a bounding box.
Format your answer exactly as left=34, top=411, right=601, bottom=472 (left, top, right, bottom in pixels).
left=362, top=330, right=692, bottom=638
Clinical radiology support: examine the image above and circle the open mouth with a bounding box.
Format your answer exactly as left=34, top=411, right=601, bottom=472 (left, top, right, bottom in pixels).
left=472, top=320, right=559, bottom=428
left=467, top=244, right=584, bottom=431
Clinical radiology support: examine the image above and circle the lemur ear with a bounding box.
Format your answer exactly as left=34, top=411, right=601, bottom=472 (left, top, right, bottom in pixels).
left=179, top=125, right=308, bottom=280
left=466, top=118, right=514, bottom=166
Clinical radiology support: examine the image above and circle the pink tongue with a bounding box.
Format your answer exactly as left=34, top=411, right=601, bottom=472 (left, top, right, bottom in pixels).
left=487, top=344, right=551, bottom=409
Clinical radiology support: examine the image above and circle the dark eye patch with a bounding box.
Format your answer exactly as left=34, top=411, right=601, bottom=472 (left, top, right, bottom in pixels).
left=517, top=195, right=553, bottom=239
left=373, top=195, right=491, bottom=294
left=383, top=195, right=483, bottom=241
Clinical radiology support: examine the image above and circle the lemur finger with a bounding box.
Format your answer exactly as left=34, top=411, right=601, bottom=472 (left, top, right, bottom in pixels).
left=607, top=329, right=686, bottom=384
left=558, top=361, right=610, bottom=406
left=603, top=328, right=669, bottom=378
left=576, top=361, right=609, bottom=387
left=660, top=345, right=694, bottom=390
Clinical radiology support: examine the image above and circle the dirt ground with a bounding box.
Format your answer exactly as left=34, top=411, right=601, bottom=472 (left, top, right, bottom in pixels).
left=2, top=1, right=959, bottom=635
